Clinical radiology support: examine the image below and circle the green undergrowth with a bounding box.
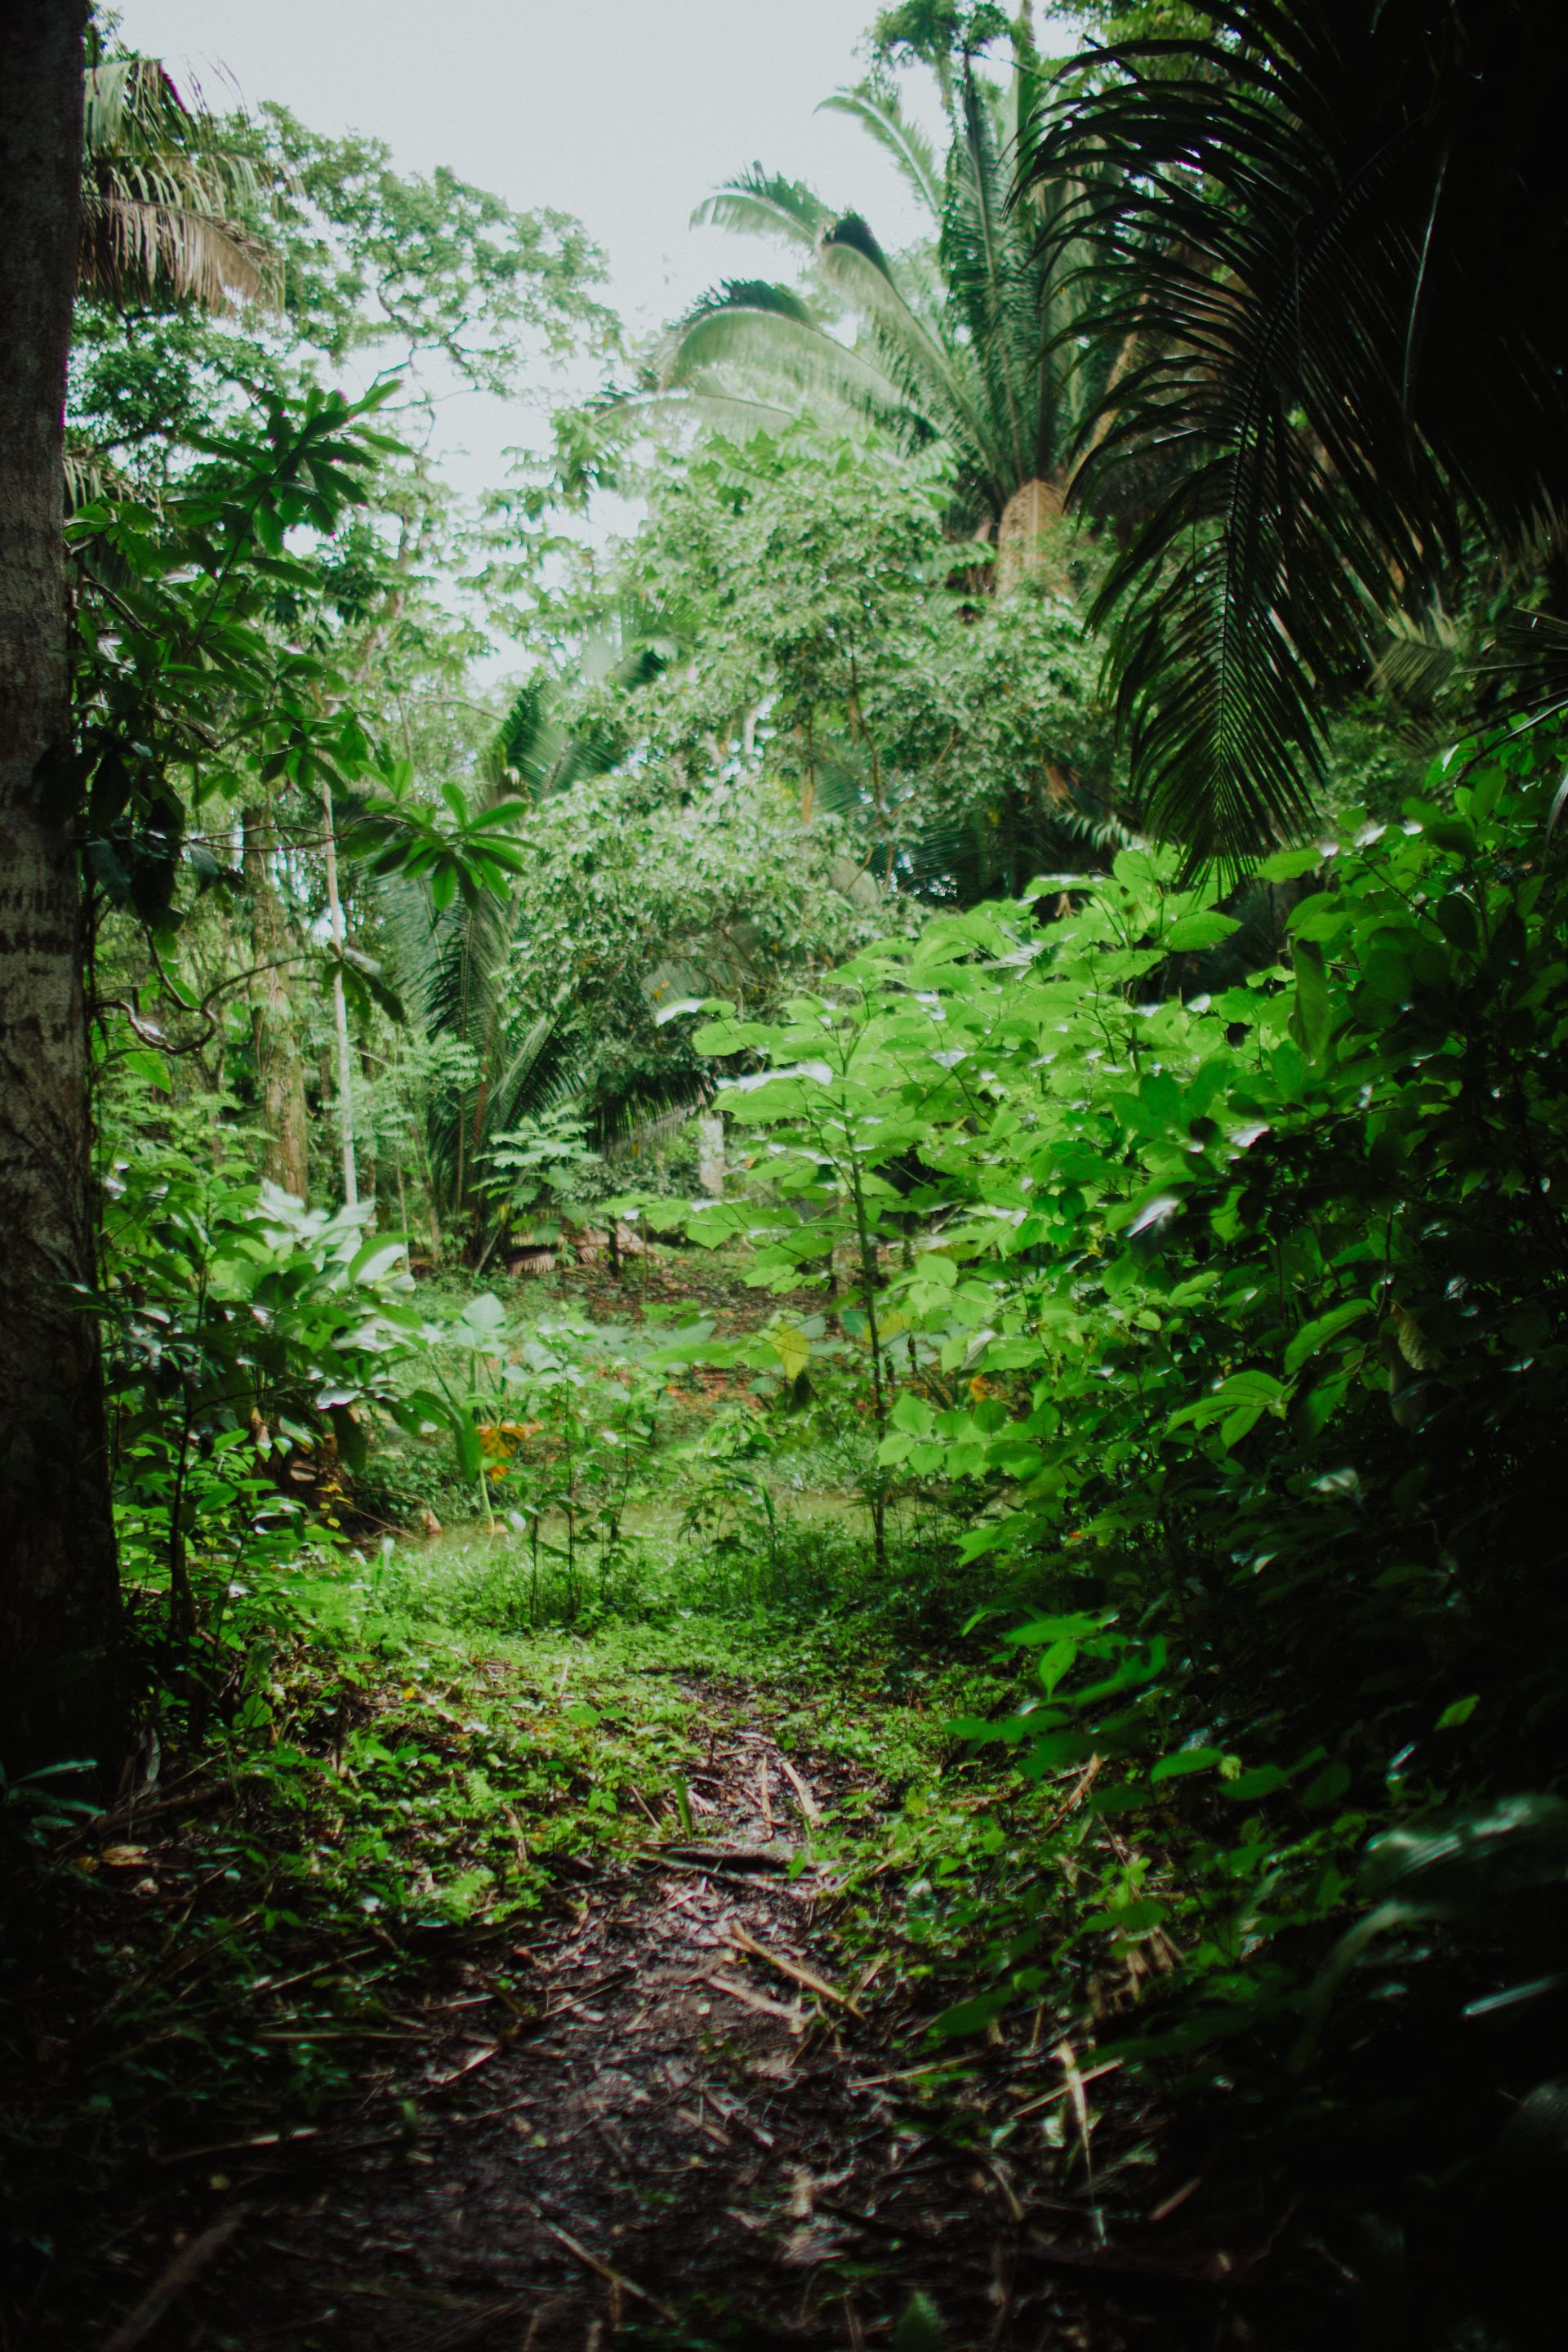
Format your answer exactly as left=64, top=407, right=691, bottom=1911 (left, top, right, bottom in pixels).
left=0, top=1526, right=1026, bottom=2330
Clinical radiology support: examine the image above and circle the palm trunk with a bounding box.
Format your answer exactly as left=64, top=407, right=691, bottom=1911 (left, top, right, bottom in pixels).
left=242, top=805, right=309, bottom=1198
left=0, top=0, right=126, bottom=1776
left=996, top=477, right=1068, bottom=595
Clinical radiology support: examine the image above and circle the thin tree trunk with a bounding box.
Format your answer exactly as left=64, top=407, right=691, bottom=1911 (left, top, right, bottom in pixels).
left=697, top=1112, right=725, bottom=1199
left=242, top=805, right=308, bottom=1199
left=320, top=782, right=358, bottom=1209
left=0, top=0, right=126, bottom=1775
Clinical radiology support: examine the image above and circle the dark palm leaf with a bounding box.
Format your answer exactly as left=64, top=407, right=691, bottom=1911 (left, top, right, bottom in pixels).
left=1025, top=0, right=1568, bottom=863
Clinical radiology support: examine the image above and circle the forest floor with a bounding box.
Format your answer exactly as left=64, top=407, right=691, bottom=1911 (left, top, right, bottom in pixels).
left=1, top=1617, right=1228, bottom=2352
left=2, top=1248, right=1245, bottom=2352
left=125, top=1671, right=1134, bottom=2352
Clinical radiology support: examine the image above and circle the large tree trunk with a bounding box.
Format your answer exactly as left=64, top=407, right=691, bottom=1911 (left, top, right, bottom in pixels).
left=0, top=0, right=125, bottom=1777
left=243, top=807, right=310, bottom=1199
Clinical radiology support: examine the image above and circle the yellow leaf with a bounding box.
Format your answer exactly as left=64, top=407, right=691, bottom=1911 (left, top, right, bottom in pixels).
left=770, top=1323, right=812, bottom=1381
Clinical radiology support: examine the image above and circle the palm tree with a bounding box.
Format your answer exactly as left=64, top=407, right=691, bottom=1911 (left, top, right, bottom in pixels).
left=385, top=632, right=700, bottom=1236
left=386, top=679, right=581, bottom=1230
left=1022, top=0, right=1568, bottom=864
left=78, top=47, right=277, bottom=314
left=652, top=20, right=1103, bottom=573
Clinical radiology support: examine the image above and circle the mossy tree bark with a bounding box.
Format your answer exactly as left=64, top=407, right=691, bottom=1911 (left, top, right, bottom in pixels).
left=0, top=0, right=126, bottom=1776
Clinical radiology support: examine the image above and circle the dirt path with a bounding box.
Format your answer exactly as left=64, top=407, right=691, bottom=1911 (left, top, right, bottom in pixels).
left=114, top=1678, right=1138, bottom=2352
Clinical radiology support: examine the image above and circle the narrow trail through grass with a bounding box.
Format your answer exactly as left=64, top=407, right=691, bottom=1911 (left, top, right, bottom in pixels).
left=194, top=1664, right=1014, bottom=2350
left=16, top=1596, right=1167, bottom=2352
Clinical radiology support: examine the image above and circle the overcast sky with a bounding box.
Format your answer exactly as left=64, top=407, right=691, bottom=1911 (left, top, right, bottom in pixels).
left=119, top=1, right=941, bottom=503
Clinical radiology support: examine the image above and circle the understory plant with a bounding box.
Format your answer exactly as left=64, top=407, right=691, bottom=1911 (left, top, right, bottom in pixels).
left=696, top=721, right=1568, bottom=2299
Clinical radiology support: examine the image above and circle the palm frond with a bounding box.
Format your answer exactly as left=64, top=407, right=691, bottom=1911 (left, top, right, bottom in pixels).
left=812, top=228, right=1002, bottom=486
left=817, top=85, right=944, bottom=223
left=678, top=278, right=817, bottom=332
left=630, top=385, right=803, bottom=444
left=1023, top=0, right=1568, bottom=862
left=79, top=56, right=279, bottom=313
left=663, top=293, right=928, bottom=448
left=690, top=168, right=834, bottom=250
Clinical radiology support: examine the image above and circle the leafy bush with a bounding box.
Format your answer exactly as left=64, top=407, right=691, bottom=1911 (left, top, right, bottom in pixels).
left=98, top=1094, right=421, bottom=1633
left=697, top=724, right=1568, bottom=2304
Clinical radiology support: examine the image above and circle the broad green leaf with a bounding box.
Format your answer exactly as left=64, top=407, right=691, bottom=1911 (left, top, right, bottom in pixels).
left=1284, top=1298, right=1371, bottom=1374
left=1258, top=846, right=1325, bottom=881
left=1165, top=911, right=1241, bottom=953
left=1150, top=1747, right=1226, bottom=1783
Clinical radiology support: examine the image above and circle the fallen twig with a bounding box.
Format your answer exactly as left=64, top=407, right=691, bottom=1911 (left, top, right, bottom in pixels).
left=100, top=2207, right=248, bottom=2351
left=706, top=1971, right=805, bottom=2029
left=1011, top=2058, right=1122, bottom=2119
left=152, top=2127, right=322, bottom=2167
left=724, top=1922, right=863, bottom=2016
left=1021, top=2237, right=1239, bottom=2286
left=1056, top=2041, right=1104, bottom=2244
left=777, top=1756, right=822, bottom=1824
left=853, top=2058, right=976, bottom=2091
left=425, top=2042, right=503, bottom=2092
left=647, top=1842, right=793, bottom=1873
left=1041, top=1756, right=1102, bottom=1838
left=530, top=2210, right=679, bottom=2323
left=402, top=2302, right=531, bottom=2351
left=630, top=1852, right=816, bottom=1896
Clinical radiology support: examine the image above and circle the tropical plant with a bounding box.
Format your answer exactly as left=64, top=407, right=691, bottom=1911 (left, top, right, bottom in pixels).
left=372, top=675, right=620, bottom=1230
left=695, top=711, right=1568, bottom=2329
left=78, top=43, right=278, bottom=316
left=97, top=1092, right=418, bottom=1637
left=649, top=14, right=1105, bottom=562
left=1022, top=0, right=1568, bottom=862
left=475, top=1105, right=602, bottom=1245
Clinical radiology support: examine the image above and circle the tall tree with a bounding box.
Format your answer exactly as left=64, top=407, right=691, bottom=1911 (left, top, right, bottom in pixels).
left=648, top=9, right=1103, bottom=567
left=0, top=0, right=125, bottom=1775
left=242, top=808, right=310, bottom=1200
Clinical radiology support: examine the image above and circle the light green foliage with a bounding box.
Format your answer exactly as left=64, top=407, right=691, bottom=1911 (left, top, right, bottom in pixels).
left=704, top=727, right=1568, bottom=2057
left=255, top=105, right=617, bottom=394
left=499, top=422, right=1117, bottom=1058
left=477, top=1106, right=602, bottom=1239
left=98, top=1087, right=421, bottom=1628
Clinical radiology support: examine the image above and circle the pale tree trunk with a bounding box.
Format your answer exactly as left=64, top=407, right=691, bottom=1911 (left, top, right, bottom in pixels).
left=242, top=807, right=309, bottom=1199
left=320, top=784, right=358, bottom=1210
left=996, top=477, right=1069, bottom=595
left=697, top=1112, right=726, bottom=1200
left=0, top=0, right=126, bottom=1776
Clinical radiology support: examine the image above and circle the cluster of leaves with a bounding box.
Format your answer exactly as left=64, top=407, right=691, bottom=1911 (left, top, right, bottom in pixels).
left=66, top=383, right=401, bottom=939
left=688, top=722, right=1568, bottom=2301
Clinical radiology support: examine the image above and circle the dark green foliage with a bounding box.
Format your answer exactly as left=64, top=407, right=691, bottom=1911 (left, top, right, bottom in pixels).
left=697, top=719, right=1568, bottom=2329
left=1026, top=0, right=1568, bottom=861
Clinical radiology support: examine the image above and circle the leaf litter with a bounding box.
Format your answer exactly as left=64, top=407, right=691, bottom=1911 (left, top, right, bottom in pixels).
left=0, top=1635, right=1221, bottom=2350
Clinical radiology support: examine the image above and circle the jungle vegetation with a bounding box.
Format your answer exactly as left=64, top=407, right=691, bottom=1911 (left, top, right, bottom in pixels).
left=3, top=4, right=1568, bottom=2345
